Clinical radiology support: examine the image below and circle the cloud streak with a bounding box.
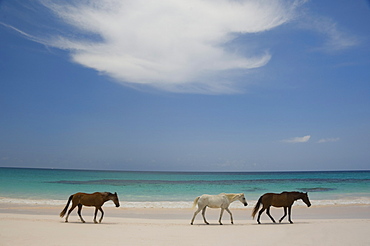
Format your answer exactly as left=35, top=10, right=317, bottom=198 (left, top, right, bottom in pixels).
left=282, top=135, right=311, bottom=143
left=302, top=16, right=359, bottom=52
left=34, top=0, right=304, bottom=94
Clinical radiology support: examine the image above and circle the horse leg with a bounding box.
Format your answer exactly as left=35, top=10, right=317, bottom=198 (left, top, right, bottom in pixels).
left=257, top=207, right=265, bottom=224
left=202, top=206, right=209, bottom=225
left=279, top=207, right=287, bottom=223
left=266, top=206, right=276, bottom=223
left=225, top=208, right=233, bottom=224
left=65, top=203, right=78, bottom=223
left=218, top=208, right=225, bottom=225
left=77, top=204, right=85, bottom=223
left=190, top=206, right=203, bottom=225
left=288, top=206, right=293, bottom=224
left=99, top=208, right=104, bottom=223
left=93, top=207, right=99, bottom=223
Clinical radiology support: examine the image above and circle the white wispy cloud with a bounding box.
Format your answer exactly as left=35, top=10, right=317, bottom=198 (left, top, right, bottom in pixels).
left=30, top=0, right=304, bottom=94
left=3, top=0, right=358, bottom=94
left=299, top=15, right=359, bottom=52
left=282, top=135, right=311, bottom=143
left=317, top=137, right=340, bottom=143
left=0, top=22, right=44, bottom=44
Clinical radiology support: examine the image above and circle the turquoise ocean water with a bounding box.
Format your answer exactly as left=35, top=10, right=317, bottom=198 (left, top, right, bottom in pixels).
left=1, top=168, right=370, bottom=208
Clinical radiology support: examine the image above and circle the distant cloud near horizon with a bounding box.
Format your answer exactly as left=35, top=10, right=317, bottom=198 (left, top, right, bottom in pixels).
left=282, top=135, right=311, bottom=143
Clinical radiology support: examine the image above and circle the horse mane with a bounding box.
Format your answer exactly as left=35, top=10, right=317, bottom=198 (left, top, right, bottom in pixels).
left=282, top=191, right=303, bottom=195
left=282, top=191, right=305, bottom=200
left=221, top=193, right=241, bottom=201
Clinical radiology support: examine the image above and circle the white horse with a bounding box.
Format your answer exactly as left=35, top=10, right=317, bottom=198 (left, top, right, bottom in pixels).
left=190, top=193, right=248, bottom=225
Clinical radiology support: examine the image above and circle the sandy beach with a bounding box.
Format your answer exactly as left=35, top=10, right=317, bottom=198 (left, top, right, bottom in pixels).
left=1, top=204, right=370, bottom=246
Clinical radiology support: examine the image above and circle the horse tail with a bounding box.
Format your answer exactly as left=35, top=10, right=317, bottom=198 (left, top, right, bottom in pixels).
left=192, top=196, right=200, bottom=209
left=252, top=196, right=262, bottom=219
left=60, top=195, right=73, bottom=218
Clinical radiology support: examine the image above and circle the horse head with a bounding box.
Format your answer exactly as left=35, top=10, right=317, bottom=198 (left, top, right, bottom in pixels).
left=301, top=192, right=311, bottom=207
left=238, top=193, right=248, bottom=206
left=110, top=192, right=120, bottom=207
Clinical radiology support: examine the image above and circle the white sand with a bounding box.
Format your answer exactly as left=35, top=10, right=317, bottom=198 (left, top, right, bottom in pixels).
left=1, top=205, right=370, bottom=245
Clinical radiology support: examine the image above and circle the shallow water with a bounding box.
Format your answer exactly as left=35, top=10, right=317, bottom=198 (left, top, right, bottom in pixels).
left=1, top=167, right=369, bottom=207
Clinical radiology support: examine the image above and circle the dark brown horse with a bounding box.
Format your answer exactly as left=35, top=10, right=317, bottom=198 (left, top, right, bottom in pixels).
left=252, top=191, right=311, bottom=224
left=60, top=192, right=120, bottom=223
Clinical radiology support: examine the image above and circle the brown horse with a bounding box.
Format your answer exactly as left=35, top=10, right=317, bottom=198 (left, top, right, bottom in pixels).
left=252, top=191, right=311, bottom=224
left=60, top=192, right=120, bottom=223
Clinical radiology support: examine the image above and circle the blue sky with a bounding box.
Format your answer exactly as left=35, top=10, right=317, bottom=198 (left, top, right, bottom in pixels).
left=1, top=0, right=369, bottom=171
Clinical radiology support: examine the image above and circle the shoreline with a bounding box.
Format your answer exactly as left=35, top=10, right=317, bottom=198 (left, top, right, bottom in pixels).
left=2, top=196, right=370, bottom=208
left=1, top=204, right=370, bottom=245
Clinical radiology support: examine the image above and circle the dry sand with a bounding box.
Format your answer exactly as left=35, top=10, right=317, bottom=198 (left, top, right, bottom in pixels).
left=1, top=204, right=370, bottom=245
